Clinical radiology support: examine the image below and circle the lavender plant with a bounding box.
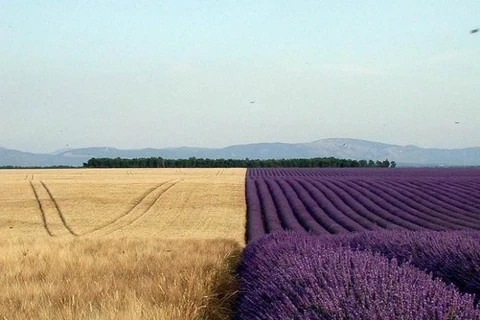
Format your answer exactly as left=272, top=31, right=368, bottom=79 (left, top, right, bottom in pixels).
left=235, top=232, right=480, bottom=320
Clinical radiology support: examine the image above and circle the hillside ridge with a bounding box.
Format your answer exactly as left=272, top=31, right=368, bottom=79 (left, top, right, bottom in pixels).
left=1, top=138, right=479, bottom=167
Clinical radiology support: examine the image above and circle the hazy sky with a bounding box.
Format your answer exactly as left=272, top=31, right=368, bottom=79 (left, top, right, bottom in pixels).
left=1, top=1, right=479, bottom=153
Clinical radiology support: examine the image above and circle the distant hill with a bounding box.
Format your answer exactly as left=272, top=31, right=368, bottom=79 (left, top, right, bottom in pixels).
left=1, top=138, right=479, bottom=167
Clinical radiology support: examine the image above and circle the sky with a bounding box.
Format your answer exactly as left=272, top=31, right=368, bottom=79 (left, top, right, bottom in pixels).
left=1, top=1, right=479, bottom=153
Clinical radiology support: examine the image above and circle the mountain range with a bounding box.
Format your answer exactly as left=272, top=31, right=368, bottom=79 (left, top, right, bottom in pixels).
left=1, top=138, right=479, bottom=167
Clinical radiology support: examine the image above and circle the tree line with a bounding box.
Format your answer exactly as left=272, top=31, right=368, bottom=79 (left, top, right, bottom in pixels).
left=83, top=157, right=396, bottom=168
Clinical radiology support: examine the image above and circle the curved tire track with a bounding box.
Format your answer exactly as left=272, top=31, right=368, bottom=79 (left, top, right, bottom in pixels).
left=84, top=180, right=173, bottom=235
left=30, top=181, right=77, bottom=236
left=29, top=181, right=53, bottom=236
left=40, top=182, right=78, bottom=236
left=87, top=180, right=181, bottom=236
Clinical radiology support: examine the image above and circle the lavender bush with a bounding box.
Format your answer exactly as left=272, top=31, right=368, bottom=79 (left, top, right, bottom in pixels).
left=329, top=229, right=480, bottom=302
left=235, top=232, right=480, bottom=320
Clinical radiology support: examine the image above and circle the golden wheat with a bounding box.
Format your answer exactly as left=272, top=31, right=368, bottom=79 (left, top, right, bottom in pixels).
left=0, top=168, right=246, bottom=319
left=0, top=168, right=246, bottom=242
left=0, top=237, right=241, bottom=320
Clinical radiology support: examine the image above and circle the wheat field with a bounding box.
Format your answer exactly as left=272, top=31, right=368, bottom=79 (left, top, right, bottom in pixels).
left=0, top=168, right=246, bottom=319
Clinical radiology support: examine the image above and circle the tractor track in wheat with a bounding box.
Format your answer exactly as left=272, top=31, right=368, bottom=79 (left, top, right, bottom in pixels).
left=30, top=181, right=77, bottom=237
left=29, top=181, right=53, bottom=236
left=87, top=179, right=182, bottom=236
left=40, top=181, right=78, bottom=236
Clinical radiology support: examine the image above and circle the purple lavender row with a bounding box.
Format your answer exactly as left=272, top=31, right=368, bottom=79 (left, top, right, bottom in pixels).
left=245, top=177, right=266, bottom=242
left=264, top=178, right=306, bottom=233
left=400, top=179, right=480, bottom=213
left=337, top=177, right=480, bottom=227
left=322, top=230, right=480, bottom=303
left=296, top=179, right=385, bottom=231
left=246, top=176, right=421, bottom=240
left=248, top=167, right=480, bottom=178
left=276, top=179, right=330, bottom=234
left=419, top=180, right=480, bottom=208
left=331, top=179, right=450, bottom=231
left=309, top=179, right=401, bottom=230
left=449, top=180, right=480, bottom=198
left=286, top=178, right=349, bottom=234
left=245, top=170, right=480, bottom=241
left=235, top=232, right=480, bottom=320
left=340, top=179, right=469, bottom=229
left=290, top=179, right=368, bottom=232
left=255, top=178, right=284, bottom=232
left=369, top=179, right=480, bottom=227
left=319, top=178, right=428, bottom=231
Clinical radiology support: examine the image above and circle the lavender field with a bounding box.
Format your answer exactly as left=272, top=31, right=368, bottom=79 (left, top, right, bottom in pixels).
left=238, top=168, right=480, bottom=319
left=235, top=232, right=480, bottom=320
left=246, top=168, right=480, bottom=242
